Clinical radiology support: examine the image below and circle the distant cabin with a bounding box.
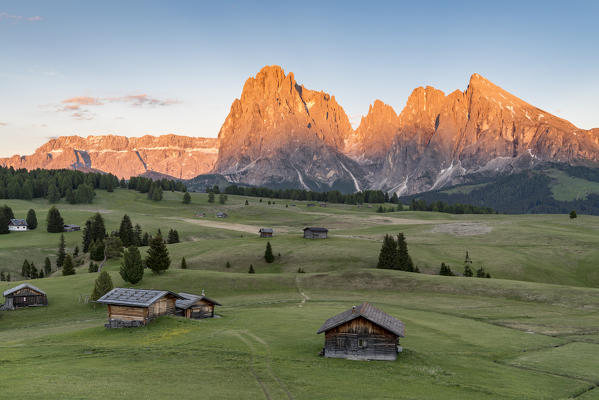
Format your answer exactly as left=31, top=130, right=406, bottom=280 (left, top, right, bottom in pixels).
left=96, top=288, right=183, bottom=328
left=317, top=302, right=405, bottom=361
left=175, top=291, right=221, bottom=319
left=303, top=227, right=328, bottom=239
left=8, top=219, right=28, bottom=232
left=63, top=224, right=81, bottom=232
left=259, top=228, right=273, bottom=238
left=306, top=203, right=316, bottom=207
left=216, top=212, right=228, bottom=218
left=1, top=283, right=47, bottom=310
left=319, top=203, right=327, bottom=207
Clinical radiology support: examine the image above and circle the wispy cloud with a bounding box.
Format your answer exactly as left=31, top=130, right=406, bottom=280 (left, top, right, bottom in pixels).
left=107, top=94, right=180, bottom=107
left=0, top=122, right=7, bottom=127
left=56, top=93, right=179, bottom=119
left=0, top=12, right=44, bottom=23
left=62, top=96, right=103, bottom=106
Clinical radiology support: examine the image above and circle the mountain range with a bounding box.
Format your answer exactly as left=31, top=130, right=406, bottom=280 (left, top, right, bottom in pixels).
left=2, top=65, right=598, bottom=195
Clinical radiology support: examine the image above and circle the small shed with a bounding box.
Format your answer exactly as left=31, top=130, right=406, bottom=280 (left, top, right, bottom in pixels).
left=259, top=228, right=273, bottom=238
left=1, top=283, right=47, bottom=310
left=303, top=227, right=328, bottom=239
left=96, top=288, right=183, bottom=328
left=8, top=219, right=28, bottom=232
left=317, top=302, right=405, bottom=361
left=175, top=290, right=221, bottom=319
left=64, top=224, right=81, bottom=232
left=216, top=212, right=228, bottom=218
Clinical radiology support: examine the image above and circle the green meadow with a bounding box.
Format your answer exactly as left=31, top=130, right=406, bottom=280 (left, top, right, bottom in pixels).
left=1, top=189, right=599, bottom=399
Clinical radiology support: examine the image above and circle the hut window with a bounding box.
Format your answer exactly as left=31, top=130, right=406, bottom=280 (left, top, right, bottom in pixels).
left=358, top=339, right=367, bottom=348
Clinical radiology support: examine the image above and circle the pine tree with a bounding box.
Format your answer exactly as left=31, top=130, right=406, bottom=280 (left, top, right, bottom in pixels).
left=476, top=266, right=491, bottom=278
left=396, top=233, right=414, bottom=271
left=245, top=200, right=249, bottom=206
left=146, top=234, right=170, bottom=274
left=57, top=234, right=66, bottom=268
left=91, top=270, right=114, bottom=301
left=62, top=254, right=76, bottom=276
left=120, top=246, right=144, bottom=284
left=30, top=263, right=38, bottom=279
left=88, top=262, right=99, bottom=273
left=82, top=220, right=92, bottom=252
left=248, top=264, right=255, bottom=273
left=463, top=251, right=473, bottom=277
left=377, top=234, right=397, bottom=269
left=142, top=232, right=150, bottom=246
left=208, top=192, right=215, bottom=203
left=570, top=210, right=577, bottom=219
left=180, top=257, right=187, bottom=269
left=66, top=187, right=76, bottom=204
left=44, top=257, right=52, bottom=276
left=225, top=261, right=231, bottom=269
left=0, top=271, right=5, bottom=281
left=183, top=192, right=191, bottom=204
left=47, top=184, right=61, bottom=203
left=89, top=240, right=106, bottom=261
left=21, top=259, right=31, bottom=278
left=104, top=236, right=124, bottom=260
left=118, top=214, right=135, bottom=247
left=219, top=194, right=227, bottom=204
left=264, top=241, right=275, bottom=263
left=167, top=229, right=180, bottom=244
left=38, top=270, right=44, bottom=279
left=46, top=206, right=64, bottom=233
left=134, top=224, right=143, bottom=246
left=439, top=262, right=454, bottom=276
left=0, top=212, right=8, bottom=235
left=26, top=209, right=38, bottom=230
left=73, top=245, right=79, bottom=257
left=90, top=213, right=106, bottom=241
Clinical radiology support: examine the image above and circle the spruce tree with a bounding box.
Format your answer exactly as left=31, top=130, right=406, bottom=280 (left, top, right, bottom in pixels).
left=463, top=251, right=473, bottom=277
left=88, top=262, right=99, bottom=273
left=180, top=257, right=187, bottom=269
left=142, top=232, right=150, bottom=246
left=26, top=209, right=38, bottom=230
left=245, top=200, right=249, bottom=206
left=225, top=261, right=231, bottom=269
left=74, top=245, right=79, bottom=257
left=248, top=264, right=255, bottom=273
left=91, top=270, right=114, bottom=301
left=90, top=213, right=106, bottom=241
left=118, top=214, right=135, bottom=247
left=264, top=241, right=275, bottom=263
left=377, top=234, right=397, bottom=269
left=89, top=240, right=106, bottom=262
left=44, top=257, right=52, bottom=276
left=120, top=246, right=144, bottom=284
left=208, top=192, right=215, bottom=203
left=570, top=210, right=577, bottom=219
left=0, top=212, right=8, bottom=235
left=1, top=204, right=14, bottom=220
left=146, top=234, right=170, bottom=274
left=47, top=184, right=61, bottom=203
left=396, top=233, right=414, bottom=271
left=167, top=229, right=180, bottom=244
left=62, top=254, right=76, bottom=276
left=476, top=266, right=491, bottom=278
left=82, top=220, right=92, bottom=253
left=57, top=234, right=66, bottom=268
left=21, top=259, right=31, bottom=278
left=134, top=224, right=143, bottom=246
left=0, top=271, right=5, bottom=281
left=219, top=193, right=227, bottom=204
left=183, top=192, right=191, bottom=204
left=46, top=206, right=64, bottom=233
left=30, top=263, right=38, bottom=279
left=439, top=262, right=454, bottom=276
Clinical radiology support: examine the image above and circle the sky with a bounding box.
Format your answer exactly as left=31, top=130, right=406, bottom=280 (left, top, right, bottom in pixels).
left=1, top=0, right=598, bottom=157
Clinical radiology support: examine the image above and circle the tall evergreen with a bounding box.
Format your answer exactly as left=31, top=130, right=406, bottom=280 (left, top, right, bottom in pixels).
left=73, top=245, right=79, bottom=257
left=57, top=234, right=66, bottom=269
left=167, top=229, right=180, bottom=244
left=134, top=224, right=143, bottom=246
left=91, top=270, right=114, bottom=301
left=439, top=262, right=454, bottom=276
left=570, top=210, right=577, bottom=219
left=183, top=192, right=191, bottom=204
left=146, top=234, right=170, bottom=274
left=47, top=184, right=61, bottom=203
left=46, top=206, right=64, bottom=233
left=44, top=257, right=52, bottom=276
left=248, top=264, right=255, bottom=273
left=219, top=193, right=227, bottom=204
left=142, top=232, right=150, bottom=246
left=90, top=213, right=106, bottom=241
left=118, top=214, right=135, bottom=247
left=29, top=263, right=38, bottom=279
left=62, top=255, right=76, bottom=276
left=463, top=251, right=474, bottom=277
left=26, top=209, right=38, bottom=230
left=208, top=192, right=215, bottom=203
left=396, top=233, right=414, bottom=271
left=82, top=220, right=92, bottom=253
left=0, top=212, right=8, bottom=235
left=180, top=257, right=187, bottom=269
left=1, top=204, right=14, bottom=220
left=264, top=241, right=275, bottom=263
left=21, top=259, right=31, bottom=278
left=89, top=240, right=106, bottom=262
left=120, top=246, right=144, bottom=284
left=377, top=234, right=397, bottom=269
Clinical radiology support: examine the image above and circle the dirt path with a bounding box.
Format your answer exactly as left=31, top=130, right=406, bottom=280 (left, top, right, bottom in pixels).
left=295, top=276, right=310, bottom=308
left=172, top=218, right=280, bottom=234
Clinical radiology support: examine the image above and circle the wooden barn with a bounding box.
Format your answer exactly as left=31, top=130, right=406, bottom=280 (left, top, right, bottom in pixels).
left=259, top=228, right=273, bottom=238
left=96, top=288, right=183, bottom=328
left=8, top=219, right=28, bottom=232
left=1, top=283, right=47, bottom=310
left=317, top=302, right=405, bottom=361
left=303, top=227, right=328, bottom=239
left=175, top=290, right=221, bottom=319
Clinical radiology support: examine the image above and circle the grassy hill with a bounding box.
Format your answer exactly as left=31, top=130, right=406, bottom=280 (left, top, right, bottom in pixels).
left=1, top=189, right=599, bottom=399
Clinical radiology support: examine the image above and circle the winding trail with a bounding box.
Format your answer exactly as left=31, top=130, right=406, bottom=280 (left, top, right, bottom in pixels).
left=295, top=276, right=310, bottom=308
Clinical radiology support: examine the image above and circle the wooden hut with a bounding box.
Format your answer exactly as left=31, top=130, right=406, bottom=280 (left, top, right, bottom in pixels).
left=1, top=283, right=47, bottom=310
left=259, top=228, right=273, bottom=238
left=175, top=290, right=221, bottom=319
left=63, top=224, right=81, bottom=232
left=317, top=302, right=405, bottom=361
left=96, top=288, right=183, bottom=328
left=303, top=227, right=328, bottom=239
left=8, top=219, right=28, bottom=232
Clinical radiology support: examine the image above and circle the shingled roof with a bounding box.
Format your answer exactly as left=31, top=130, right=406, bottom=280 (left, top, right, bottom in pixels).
left=317, top=302, right=405, bottom=337
left=96, top=288, right=183, bottom=307
left=175, top=292, right=222, bottom=309
left=8, top=219, right=27, bottom=227
left=303, top=227, right=328, bottom=232
left=3, top=283, right=46, bottom=297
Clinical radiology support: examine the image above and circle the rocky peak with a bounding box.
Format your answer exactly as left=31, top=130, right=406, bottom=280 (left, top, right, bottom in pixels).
left=348, top=100, right=400, bottom=161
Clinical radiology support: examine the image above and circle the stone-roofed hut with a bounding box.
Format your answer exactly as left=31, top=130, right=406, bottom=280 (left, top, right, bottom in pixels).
left=1, top=283, right=47, bottom=310
left=303, top=227, right=328, bottom=239
left=259, top=228, right=273, bottom=238
left=317, top=302, right=405, bottom=361
left=96, top=288, right=183, bottom=328
left=175, top=290, right=221, bottom=319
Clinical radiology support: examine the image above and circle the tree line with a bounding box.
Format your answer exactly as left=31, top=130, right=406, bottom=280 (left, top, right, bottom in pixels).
left=409, top=199, right=495, bottom=214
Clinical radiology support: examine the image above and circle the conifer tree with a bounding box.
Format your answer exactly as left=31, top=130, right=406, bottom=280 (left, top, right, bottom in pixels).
left=245, top=200, right=249, bottom=206
left=396, top=233, right=414, bottom=271
left=142, top=232, right=150, bottom=246
left=1, top=204, right=14, bottom=220
left=219, top=193, right=227, bottom=204
left=167, top=229, right=180, bottom=244
left=30, top=263, right=38, bottom=279
left=146, top=234, right=170, bottom=274
left=62, top=254, right=76, bottom=276
left=82, top=220, right=92, bottom=252
left=91, top=270, right=114, bottom=301
left=248, top=264, right=255, bottom=273
left=208, top=192, right=215, bottom=203
left=47, top=184, right=61, bottom=203
left=463, top=251, right=473, bottom=277
left=183, top=192, right=191, bottom=204
left=134, top=224, right=143, bottom=246
left=439, top=262, right=454, bottom=276
left=89, top=240, right=106, bottom=262
left=476, top=266, right=491, bottom=278
left=73, top=245, right=79, bottom=257
left=264, top=241, right=275, bottom=263
left=120, top=246, right=144, bottom=284
left=46, top=206, right=64, bottom=233
left=180, top=257, right=187, bottom=269
left=570, top=210, right=577, bottom=219
left=1, top=271, right=5, bottom=281
left=44, top=257, right=52, bottom=276
left=38, top=270, right=44, bottom=279
left=377, top=234, right=396, bottom=269
left=57, top=234, right=66, bottom=268
left=88, top=262, right=99, bottom=273
left=26, top=209, right=38, bottom=230
left=5, top=273, right=9, bottom=282
left=118, top=214, right=135, bottom=247
left=90, top=213, right=106, bottom=241
left=225, top=261, right=231, bottom=269
left=0, top=212, right=8, bottom=235
left=21, top=259, right=31, bottom=278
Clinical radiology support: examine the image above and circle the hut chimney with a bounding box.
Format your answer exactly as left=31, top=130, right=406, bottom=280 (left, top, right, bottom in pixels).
left=201, top=288, right=205, bottom=296
left=352, top=306, right=356, bottom=314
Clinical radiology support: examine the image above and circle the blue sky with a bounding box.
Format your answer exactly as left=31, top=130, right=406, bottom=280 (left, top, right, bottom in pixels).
left=1, top=0, right=598, bottom=156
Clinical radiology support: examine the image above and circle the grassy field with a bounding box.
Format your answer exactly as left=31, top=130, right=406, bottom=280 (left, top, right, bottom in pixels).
left=1, top=189, right=599, bottom=399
